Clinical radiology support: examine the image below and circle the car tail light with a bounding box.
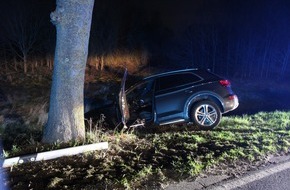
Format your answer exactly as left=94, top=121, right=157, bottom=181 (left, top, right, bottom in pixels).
left=219, top=80, right=231, bottom=87
left=228, top=95, right=236, bottom=100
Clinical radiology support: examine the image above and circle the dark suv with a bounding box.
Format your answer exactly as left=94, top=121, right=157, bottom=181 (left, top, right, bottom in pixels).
left=86, top=69, right=239, bottom=129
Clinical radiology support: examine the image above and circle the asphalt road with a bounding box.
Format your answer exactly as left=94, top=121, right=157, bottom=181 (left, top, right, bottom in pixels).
left=208, top=157, right=290, bottom=190
left=232, top=167, right=290, bottom=190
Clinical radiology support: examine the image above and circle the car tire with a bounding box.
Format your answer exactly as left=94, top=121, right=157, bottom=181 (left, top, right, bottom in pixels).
left=190, top=101, right=221, bottom=130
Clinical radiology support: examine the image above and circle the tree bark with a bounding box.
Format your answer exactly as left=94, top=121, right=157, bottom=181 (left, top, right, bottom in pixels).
left=42, top=0, right=95, bottom=143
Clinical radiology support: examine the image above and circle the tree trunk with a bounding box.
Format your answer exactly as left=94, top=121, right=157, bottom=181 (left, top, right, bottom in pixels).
left=23, top=54, right=28, bottom=74
left=42, top=0, right=95, bottom=143
left=100, top=55, right=104, bottom=71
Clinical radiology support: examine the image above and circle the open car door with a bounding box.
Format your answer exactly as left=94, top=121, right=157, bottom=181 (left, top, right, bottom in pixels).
left=118, top=68, right=130, bottom=128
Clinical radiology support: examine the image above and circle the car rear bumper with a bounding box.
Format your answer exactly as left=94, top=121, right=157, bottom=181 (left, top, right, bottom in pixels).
left=223, top=95, right=239, bottom=113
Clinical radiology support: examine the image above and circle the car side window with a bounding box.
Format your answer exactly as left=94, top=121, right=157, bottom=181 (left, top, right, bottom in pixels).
left=156, top=73, right=201, bottom=91
left=127, top=80, right=154, bottom=101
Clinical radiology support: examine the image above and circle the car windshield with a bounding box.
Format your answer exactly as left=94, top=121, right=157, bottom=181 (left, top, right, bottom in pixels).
left=127, top=81, right=153, bottom=99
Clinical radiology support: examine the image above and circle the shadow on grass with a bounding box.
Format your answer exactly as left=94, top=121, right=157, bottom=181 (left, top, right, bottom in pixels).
left=1, top=123, right=42, bottom=155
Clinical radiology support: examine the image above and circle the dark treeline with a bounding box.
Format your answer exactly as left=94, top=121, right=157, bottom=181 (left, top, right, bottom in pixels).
left=171, top=0, right=290, bottom=79
left=0, top=0, right=289, bottom=79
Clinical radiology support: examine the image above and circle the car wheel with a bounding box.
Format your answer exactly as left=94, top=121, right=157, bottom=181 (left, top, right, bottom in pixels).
left=191, top=101, right=221, bottom=129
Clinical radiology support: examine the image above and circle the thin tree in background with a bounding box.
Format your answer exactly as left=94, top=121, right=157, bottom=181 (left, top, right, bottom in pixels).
left=89, top=0, right=119, bottom=71
left=4, top=10, right=42, bottom=74
left=43, top=0, right=95, bottom=143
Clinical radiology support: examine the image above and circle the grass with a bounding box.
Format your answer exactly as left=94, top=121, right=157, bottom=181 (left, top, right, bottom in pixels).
left=1, top=111, right=290, bottom=189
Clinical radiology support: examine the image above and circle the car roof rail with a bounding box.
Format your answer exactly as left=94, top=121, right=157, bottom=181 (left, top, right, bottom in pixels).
left=144, top=68, right=199, bottom=80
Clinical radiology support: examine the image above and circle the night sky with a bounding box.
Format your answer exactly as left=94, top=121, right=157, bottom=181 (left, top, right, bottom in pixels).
left=0, top=0, right=290, bottom=79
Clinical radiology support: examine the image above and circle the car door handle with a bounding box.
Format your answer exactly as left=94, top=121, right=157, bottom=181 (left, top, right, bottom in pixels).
left=185, top=90, right=193, bottom=94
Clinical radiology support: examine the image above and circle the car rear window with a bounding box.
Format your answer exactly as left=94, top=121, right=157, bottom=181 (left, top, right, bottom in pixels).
left=156, top=73, right=201, bottom=91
